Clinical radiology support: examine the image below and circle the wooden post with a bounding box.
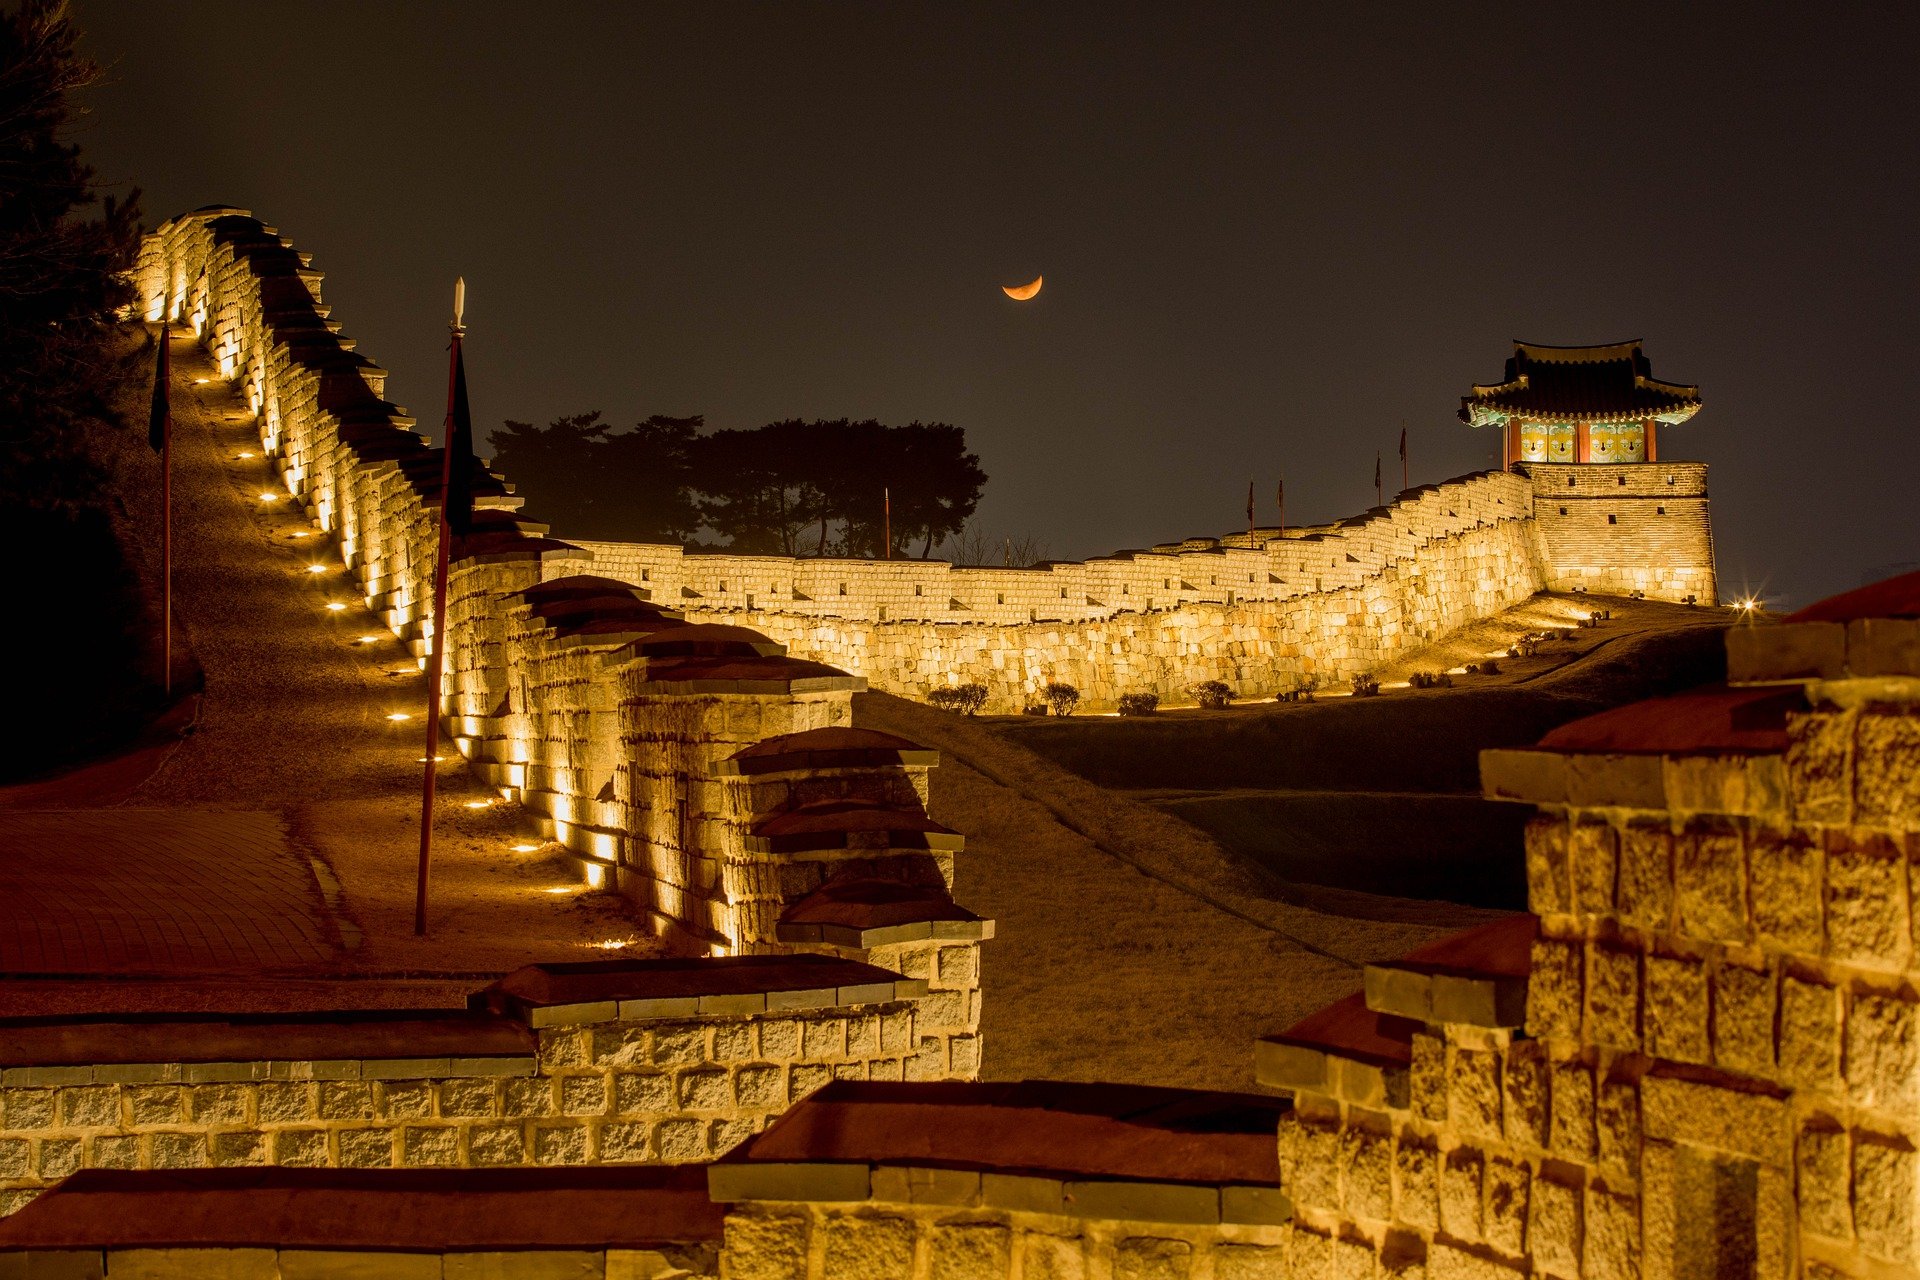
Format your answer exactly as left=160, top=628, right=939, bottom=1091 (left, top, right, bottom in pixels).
left=1575, top=421, right=1592, bottom=464
left=1645, top=418, right=1658, bottom=462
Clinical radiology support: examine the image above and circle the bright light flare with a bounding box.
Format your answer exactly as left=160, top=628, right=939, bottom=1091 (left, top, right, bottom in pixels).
left=325, top=602, right=347, bottom=612
left=464, top=800, right=492, bottom=810
left=386, top=712, right=412, bottom=722
left=258, top=493, right=278, bottom=503
left=354, top=635, right=380, bottom=645
left=592, top=939, right=634, bottom=951
left=1738, top=597, right=1758, bottom=613
left=511, top=843, right=539, bottom=853
left=237, top=451, right=255, bottom=459
left=306, top=564, right=327, bottom=574
left=291, top=531, right=311, bottom=539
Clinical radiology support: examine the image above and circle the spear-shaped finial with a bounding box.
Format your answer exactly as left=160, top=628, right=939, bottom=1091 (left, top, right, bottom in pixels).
left=452, top=276, right=466, bottom=333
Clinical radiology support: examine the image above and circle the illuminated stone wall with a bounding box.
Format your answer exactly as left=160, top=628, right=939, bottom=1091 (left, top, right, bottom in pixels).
left=575, top=472, right=1553, bottom=712
left=719, top=1201, right=1290, bottom=1279
left=0, top=990, right=954, bottom=1220
left=1263, top=644, right=1920, bottom=1275
left=1522, top=461, right=1716, bottom=604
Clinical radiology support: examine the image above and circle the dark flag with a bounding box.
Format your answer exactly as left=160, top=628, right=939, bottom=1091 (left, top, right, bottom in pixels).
left=1399, top=426, right=1408, bottom=489
left=1374, top=452, right=1382, bottom=493
left=1246, top=480, right=1254, bottom=526
left=1276, top=477, right=1284, bottom=530
left=442, top=342, right=475, bottom=539
left=147, top=330, right=170, bottom=452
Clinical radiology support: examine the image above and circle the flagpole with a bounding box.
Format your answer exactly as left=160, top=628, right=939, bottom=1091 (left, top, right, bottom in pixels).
left=883, top=487, right=890, bottom=560
left=161, top=326, right=172, bottom=697
left=415, top=279, right=466, bottom=937
left=1401, top=425, right=1409, bottom=491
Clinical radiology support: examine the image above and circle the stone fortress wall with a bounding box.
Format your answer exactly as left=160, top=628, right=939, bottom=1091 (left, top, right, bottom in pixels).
left=1522, top=460, right=1715, bottom=603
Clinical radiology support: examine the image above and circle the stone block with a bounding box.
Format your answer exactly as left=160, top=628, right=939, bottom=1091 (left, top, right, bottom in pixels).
left=1450, top=1049, right=1503, bottom=1141
left=1711, top=964, right=1775, bottom=1075
left=1550, top=1061, right=1595, bottom=1160
left=720, top=1212, right=809, bottom=1280
left=278, top=1251, right=440, bottom=1279
left=337, top=1128, right=395, bottom=1169
left=1641, top=1073, right=1787, bottom=1165
left=1020, top=1233, right=1087, bottom=1280
left=1797, top=1121, right=1851, bottom=1239
left=120, top=1086, right=186, bottom=1128
left=400, top=1125, right=458, bottom=1167
left=1220, top=1184, right=1290, bottom=1227
left=1526, top=940, right=1582, bottom=1044
left=1643, top=954, right=1708, bottom=1063
left=1112, top=1236, right=1191, bottom=1280
left=148, top=1131, right=207, bottom=1169
left=559, top=1075, right=607, bottom=1116
left=316, top=1082, right=375, bottom=1121
left=272, top=1128, right=329, bottom=1168
left=1845, top=991, right=1919, bottom=1111
left=468, top=1123, right=527, bottom=1166
left=1503, top=1040, right=1549, bottom=1149
left=87, top=1134, right=137, bottom=1170
left=927, top=1222, right=1011, bottom=1280
left=1854, top=711, right=1920, bottom=830
left=377, top=1081, right=434, bottom=1120
left=533, top=1123, right=589, bottom=1166
left=1343, top=1126, right=1393, bottom=1222
left=1277, top=1113, right=1341, bottom=1213
left=1595, top=1079, right=1640, bottom=1178
left=256, top=1083, right=316, bottom=1124
left=1616, top=823, right=1673, bottom=931
left=1586, top=946, right=1641, bottom=1053
left=1672, top=825, right=1746, bottom=942
left=1528, top=1175, right=1582, bottom=1277
left=1584, top=1185, right=1640, bottom=1280
left=59, top=1087, right=120, bottom=1129
left=655, top=1117, right=705, bottom=1163
left=1213, top=1244, right=1288, bottom=1280
left=1483, top=1156, right=1529, bottom=1255
left=1569, top=819, right=1618, bottom=917
left=1779, top=976, right=1843, bottom=1091
left=36, top=1137, right=81, bottom=1179
left=1395, top=1138, right=1439, bottom=1231
left=610, top=1072, right=669, bottom=1115
left=1439, top=1147, right=1484, bottom=1242
left=1787, top=708, right=1854, bottom=825
left=869, top=1165, right=980, bottom=1208
left=2, top=1089, right=54, bottom=1129
left=209, top=1130, right=266, bottom=1167
left=107, top=1249, right=277, bottom=1279
left=821, top=1213, right=916, bottom=1280
left=1853, top=1133, right=1919, bottom=1264
left=1825, top=832, right=1907, bottom=968
left=1410, top=1033, right=1447, bottom=1122
left=437, top=1079, right=496, bottom=1118
left=1525, top=816, right=1571, bottom=915
left=442, top=1253, right=602, bottom=1280
left=1427, top=1241, right=1528, bottom=1280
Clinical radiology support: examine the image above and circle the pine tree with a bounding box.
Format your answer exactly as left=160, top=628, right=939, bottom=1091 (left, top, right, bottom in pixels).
left=0, top=0, right=142, bottom=510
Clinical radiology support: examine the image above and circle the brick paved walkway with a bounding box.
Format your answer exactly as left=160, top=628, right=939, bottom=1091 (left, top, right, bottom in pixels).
left=0, top=810, right=338, bottom=972
left=0, top=327, right=651, bottom=991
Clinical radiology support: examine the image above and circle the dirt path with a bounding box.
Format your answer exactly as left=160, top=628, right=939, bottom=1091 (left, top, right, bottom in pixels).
left=855, top=691, right=1495, bottom=1091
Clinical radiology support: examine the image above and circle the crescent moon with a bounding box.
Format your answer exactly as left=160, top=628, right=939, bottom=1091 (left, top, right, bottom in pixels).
left=1002, top=275, right=1042, bottom=301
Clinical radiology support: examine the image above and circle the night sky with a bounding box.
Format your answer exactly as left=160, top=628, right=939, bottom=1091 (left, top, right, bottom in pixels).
left=76, top=4, right=1918, bottom=607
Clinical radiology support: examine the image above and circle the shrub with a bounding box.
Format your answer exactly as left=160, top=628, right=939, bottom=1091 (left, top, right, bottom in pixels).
left=1350, top=673, right=1381, bottom=697
left=1189, top=680, right=1234, bottom=710
left=1042, top=682, right=1081, bottom=717
left=1465, top=658, right=1501, bottom=676
left=1117, top=692, right=1160, bottom=717
left=927, top=682, right=989, bottom=715
left=1021, top=703, right=1048, bottom=717
left=1408, top=670, right=1453, bottom=689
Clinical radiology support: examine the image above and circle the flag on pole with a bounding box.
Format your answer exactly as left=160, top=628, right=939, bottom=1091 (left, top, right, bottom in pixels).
left=147, top=331, right=170, bottom=452
left=1246, top=480, right=1254, bottom=526
left=1374, top=451, right=1382, bottom=501
left=442, top=343, right=475, bottom=540
left=1399, top=426, right=1408, bottom=490
left=1276, top=477, right=1284, bottom=533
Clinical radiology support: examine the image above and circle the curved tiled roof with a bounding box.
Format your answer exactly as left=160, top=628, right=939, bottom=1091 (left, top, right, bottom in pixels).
left=1535, top=685, right=1800, bottom=756
left=1788, top=569, right=1920, bottom=623
left=1461, top=339, right=1700, bottom=427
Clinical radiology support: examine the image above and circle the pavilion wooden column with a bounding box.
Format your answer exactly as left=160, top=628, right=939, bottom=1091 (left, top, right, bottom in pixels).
left=1504, top=419, right=1521, bottom=469
left=1645, top=417, right=1658, bottom=461
left=1574, top=421, right=1592, bottom=463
